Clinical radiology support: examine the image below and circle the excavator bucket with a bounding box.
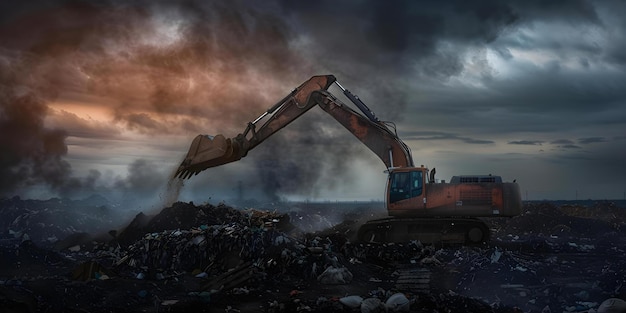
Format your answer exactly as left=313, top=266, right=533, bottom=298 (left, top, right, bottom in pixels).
left=174, top=134, right=245, bottom=179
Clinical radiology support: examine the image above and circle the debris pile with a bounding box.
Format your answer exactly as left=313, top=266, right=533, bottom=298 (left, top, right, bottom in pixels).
left=1, top=199, right=625, bottom=312
left=433, top=244, right=626, bottom=312
left=0, top=196, right=117, bottom=248
left=115, top=201, right=291, bottom=245
left=493, top=202, right=626, bottom=240
left=112, top=223, right=366, bottom=292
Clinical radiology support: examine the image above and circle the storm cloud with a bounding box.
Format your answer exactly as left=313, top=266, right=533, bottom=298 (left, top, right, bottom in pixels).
left=508, top=140, right=544, bottom=146
left=0, top=0, right=309, bottom=199
left=1, top=0, right=625, bottom=201
left=402, top=131, right=494, bottom=145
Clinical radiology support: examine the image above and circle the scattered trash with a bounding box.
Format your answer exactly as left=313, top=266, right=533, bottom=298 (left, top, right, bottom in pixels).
left=339, top=295, right=363, bottom=309
left=195, top=272, right=208, bottom=278
left=491, top=248, right=502, bottom=263
left=597, top=298, right=626, bottom=313
left=385, top=293, right=410, bottom=312
left=361, top=297, right=383, bottom=313
left=1, top=199, right=625, bottom=312
left=188, top=291, right=212, bottom=303
left=289, top=290, right=302, bottom=297
left=317, top=266, right=353, bottom=284
left=232, top=287, right=250, bottom=295
left=71, top=261, right=111, bottom=281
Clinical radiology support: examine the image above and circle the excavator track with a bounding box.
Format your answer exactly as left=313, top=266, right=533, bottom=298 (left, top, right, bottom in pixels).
left=357, top=217, right=490, bottom=245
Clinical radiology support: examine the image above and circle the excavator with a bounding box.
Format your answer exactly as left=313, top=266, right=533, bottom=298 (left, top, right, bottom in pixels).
left=175, top=75, right=522, bottom=244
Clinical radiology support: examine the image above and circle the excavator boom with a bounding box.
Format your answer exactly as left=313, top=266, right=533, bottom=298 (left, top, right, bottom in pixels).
left=176, top=75, right=335, bottom=178
left=175, top=75, right=413, bottom=178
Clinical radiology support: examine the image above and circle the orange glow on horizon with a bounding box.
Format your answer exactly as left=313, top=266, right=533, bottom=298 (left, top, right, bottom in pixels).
left=49, top=100, right=112, bottom=122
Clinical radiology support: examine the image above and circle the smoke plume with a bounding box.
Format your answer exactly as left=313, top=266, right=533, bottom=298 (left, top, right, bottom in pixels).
left=1, top=0, right=526, bottom=201
left=0, top=1, right=310, bottom=199
left=0, top=87, right=71, bottom=194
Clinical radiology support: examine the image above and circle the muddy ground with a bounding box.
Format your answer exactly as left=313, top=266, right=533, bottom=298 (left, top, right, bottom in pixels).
left=1, top=198, right=625, bottom=313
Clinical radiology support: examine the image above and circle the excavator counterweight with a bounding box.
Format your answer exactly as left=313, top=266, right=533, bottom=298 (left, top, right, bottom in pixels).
left=175, top=75, right=522, bottom=244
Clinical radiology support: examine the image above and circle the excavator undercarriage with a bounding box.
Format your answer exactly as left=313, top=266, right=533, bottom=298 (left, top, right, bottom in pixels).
left=358, top=217, right=490, bottom=245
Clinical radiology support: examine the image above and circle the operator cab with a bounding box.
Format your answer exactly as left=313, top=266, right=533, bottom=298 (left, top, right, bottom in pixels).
left=388, top=167, right=427, bottom=203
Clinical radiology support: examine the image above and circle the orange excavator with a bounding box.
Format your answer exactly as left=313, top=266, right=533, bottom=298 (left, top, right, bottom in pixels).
left=175, top=75, right=522, bottom=244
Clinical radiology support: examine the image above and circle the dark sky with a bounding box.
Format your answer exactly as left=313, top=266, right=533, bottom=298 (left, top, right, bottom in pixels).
left=0, top=0, right=624, bottom=203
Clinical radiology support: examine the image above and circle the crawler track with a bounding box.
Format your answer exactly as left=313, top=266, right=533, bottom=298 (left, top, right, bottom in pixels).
left=357, top=217, right=490, bottom=245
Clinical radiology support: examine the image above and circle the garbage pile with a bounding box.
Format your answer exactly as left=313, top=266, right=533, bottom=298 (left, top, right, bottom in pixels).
left=114, top=201, right=292, bottom=246
left=430, top=245, right=626, bottom=312
left=0, top=195, right=118, bottom=248
left=1, top=199, right=625, bottom=313
left=114, top=223, right=318, bottom=281
left=493, top=202, right=625, bottom=240
left=433, top=201, right=626, bottom=312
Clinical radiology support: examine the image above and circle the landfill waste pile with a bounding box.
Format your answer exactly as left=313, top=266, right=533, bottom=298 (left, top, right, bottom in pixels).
left=0, top=195, right=122, bottom=250
left=1, top=198, right=625, bottom=313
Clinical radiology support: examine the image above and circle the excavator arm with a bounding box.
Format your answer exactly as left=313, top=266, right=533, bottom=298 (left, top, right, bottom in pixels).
left=312, top=90, right=414, bottom=169
left=175, top=75, right=413, bottom=179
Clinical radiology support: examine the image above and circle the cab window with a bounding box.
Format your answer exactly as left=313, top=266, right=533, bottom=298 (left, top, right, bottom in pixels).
left=389, top=171, right=423, bottom=203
